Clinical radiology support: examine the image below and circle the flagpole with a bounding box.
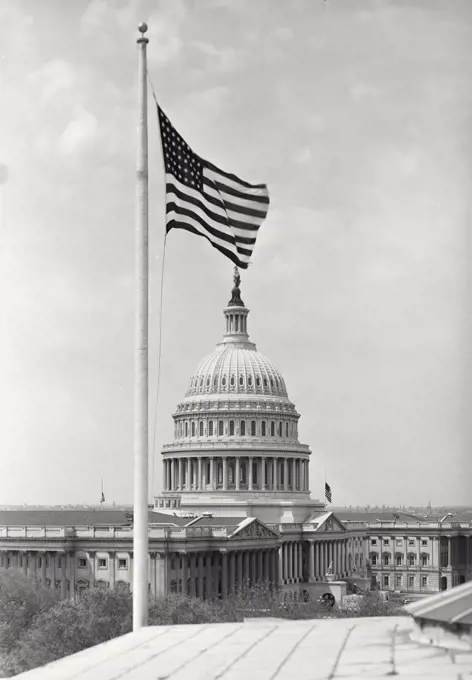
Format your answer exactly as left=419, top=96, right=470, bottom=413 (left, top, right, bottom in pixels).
left=133, top=21, right=149, bottom=631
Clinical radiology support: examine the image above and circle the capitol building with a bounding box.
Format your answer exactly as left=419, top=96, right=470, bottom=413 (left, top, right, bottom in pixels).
left=157, top=269, right=319, bottom=524
left=0, top=271, right=470, bottom=602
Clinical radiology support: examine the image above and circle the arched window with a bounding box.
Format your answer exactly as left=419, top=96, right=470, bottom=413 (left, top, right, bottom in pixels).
left=209, top=421, right=214, bottom=436
left=230, top=375, right=235, bottom=387
left=191, top=422, right=195, bottom=436
left=251, top=420, right=256, bottom=436
left=278, top=422, right=282, bottom=436
left=239, top=375, right=244, bottom=387
left=270, top=421, right=275, bottom=436
left=222, top=376, right=227, bottom=387
left=229, top=420, right=235, bottom=436
left=285, top=422, right=289, bottom=437
left=241, top=421, right=246, bottom=436
left=199, top=421, right=204, bottom=436
left=218, top=420, right=224, bottom=436
left=256, top=377, right=261, bottom=387
left=261, top=421, right=266, bottom=436
left=248, top=376, right=253, bottom=387
left=185, top=422, right=188, bottom=437
left=263, top=378, right=268, bottom=388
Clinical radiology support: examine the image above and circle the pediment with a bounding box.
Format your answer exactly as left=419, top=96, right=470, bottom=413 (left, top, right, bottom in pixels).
left=230, top=518, right=279, bottom=540
left=306, top=511, right=346, bottom=533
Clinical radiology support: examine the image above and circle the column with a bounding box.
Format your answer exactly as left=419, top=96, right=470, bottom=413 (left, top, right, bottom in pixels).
left=237, top=551, right=243, bottom=592
left=272, top=549, right=280, bottom=588
left=248, top=456, right=253, bottom=491
left=257, top=550, right=264, bottom=584
left=221, top=552, right=228, bottom=597
left=223, top=457, right=228, bottom=491
left=51, top=553, right=56, bottom=590
left=243, top=551, right=250, bottom=589
left=206, top=553, right=213, bottom=599
left=40, top=552, right=46, bottom=584
left=278, top=546, right=284, bottom=585
left=235, top=458, right=240, bottom=491
left=447, top=537, right=451, bottom=567
left=229, top=552, right=236, bottom=594
left=308, top=541, right=315, bottom=582
left=284, top=459, right=289, bottom=491
left=283, top=544, right=288, bottom=582
left=197, top=458, right=202, bottom=490
left=179, top=460, right=184, bottom=490
left=261, top=457, right=266, bottom=489
left=273, top=457, right=278, bottom=491
left=298, top=543, right=303, bottom=581
left=288, top=543, right=293, bottom=582
left=181, top=555, right=188, bottom=595
left=209, top=457, right=214, bottom=490
left=69, top=552, right=76, bottom=600
left=320, top=542, right=325, bottom=578
left=250, top=552, right=256, bottom=587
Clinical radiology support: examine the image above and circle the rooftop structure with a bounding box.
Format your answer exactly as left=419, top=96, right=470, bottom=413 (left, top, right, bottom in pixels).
left=14, top=616, right=472, bottom=679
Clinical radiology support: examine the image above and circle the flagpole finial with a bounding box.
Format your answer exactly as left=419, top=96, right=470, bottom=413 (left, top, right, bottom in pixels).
left=137, top=22, right=149, bottom=43
left=233, top=265, right=241, bottom=290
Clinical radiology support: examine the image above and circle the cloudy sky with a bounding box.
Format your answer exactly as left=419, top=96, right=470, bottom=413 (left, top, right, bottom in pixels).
left=1, top=0, right=471, bottom=508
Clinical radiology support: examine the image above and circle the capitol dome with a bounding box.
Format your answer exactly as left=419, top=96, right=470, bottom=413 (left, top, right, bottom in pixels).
left=159, top=268, right=317, bottom=522
left=185, top=346, right=289, bottom=400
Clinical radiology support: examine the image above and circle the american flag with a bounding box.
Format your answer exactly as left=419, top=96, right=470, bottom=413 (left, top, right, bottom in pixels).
left=157, top=104, right=270, bottom=269
left=325, top=482, right=332, bottom=504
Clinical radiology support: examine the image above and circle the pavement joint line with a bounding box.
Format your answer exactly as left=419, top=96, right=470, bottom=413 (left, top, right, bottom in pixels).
left=214, top=624, right=279, bottom=679
left=327, top=624, right=355, bottom=680
left=156, top=624, right=245, bottom=680
left=267, top=622, right=318, bottom=680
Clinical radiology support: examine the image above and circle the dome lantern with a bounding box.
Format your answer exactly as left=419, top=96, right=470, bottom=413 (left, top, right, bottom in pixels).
left=223, top=267, right=252, bottom=347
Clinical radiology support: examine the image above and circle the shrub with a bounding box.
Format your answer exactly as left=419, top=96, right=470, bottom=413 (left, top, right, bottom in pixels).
left=0, top=569, right=58, bottom=656
left=149, top=593, right=241, bottom=625
left=1, top=589, right=133, bottom=677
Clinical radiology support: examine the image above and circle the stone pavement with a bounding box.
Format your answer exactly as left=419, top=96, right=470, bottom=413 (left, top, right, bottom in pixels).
left=15, top=616, right=472, bottom=679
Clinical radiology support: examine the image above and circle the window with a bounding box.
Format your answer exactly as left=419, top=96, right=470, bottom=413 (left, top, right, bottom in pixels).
left=396, top=539, right=403, bottom=547
left=383, top=553, right=390, bottom=566
left=256, top=377, right=261, bottom=387
left=421, top=539, right=428, bottom=547
left=191, top=422, right=195, bottom=436
left=261, top=421, right=266, bottom=436
left=383, top=539, right=389, bottom=546
left=98, top=558, right=107, bottom=569
left=264, top=378, right=268, bottom=388
left=118, top=558, right=128, bottom=570
left=78, top=558, right=87, bottom=569
left=199, top=421, right=204, bottom=436
left=271, top=421, right=275, bottom=436
left=421, top=555, right=428, bottom=567
left=421, top=576, right=428, bottom=588
left=371, top=554, right=378, bottom=566
left=251, top=420, right=256, bottom=436
left=408, top=540, right=415, bottom=547
left=278, top=422, right=282, bottom=436
left=222, top=376, right=226, bottom=387
left=371, top=539, right=377, bottom=546
left=395, top=574, right=402, bottom=587
left=285, top=422, right=288, bottom=437
left=239, top=375, right=243, bottom=386
left=218, top=420, right=224, bottom=436
left=248, top=376, right=253, bottom=387
left=185, top=422, right=188, bottom=437
left=383, top=575, right=389, bottom=587
left=230, top=375, right=235, bottom=387
left=408, top=575, right=414, bottom=588
left=229, top=420, right=234, bottom=436
left=209, top=421, right=214, bottom=436
left=408, top=555, right=415, bottom=567
left=396, top=554, right=402, bottom=566
left=240, top=421, right=246, bottom=436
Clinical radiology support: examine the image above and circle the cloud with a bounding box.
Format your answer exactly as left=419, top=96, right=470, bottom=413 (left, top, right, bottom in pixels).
left=29, top=59, right=77, bottom=106
left=273, top=27, right=293, bottom=41
left=192, top=41, right=240, bottom=73
left=291, top=147, right=312, bottom=165
left=350, top=82, right=378, bottom=101
left=59, top=107, right=99, bottom=155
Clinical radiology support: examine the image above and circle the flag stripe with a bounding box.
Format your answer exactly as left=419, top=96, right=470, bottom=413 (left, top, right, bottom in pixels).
left=167, top=218, right=250, bottom=269
left=166, top=177, right=259, bottom=245
left=204, top=159, right=267, bottom=191
left=166, top=204, right=252, bottom=259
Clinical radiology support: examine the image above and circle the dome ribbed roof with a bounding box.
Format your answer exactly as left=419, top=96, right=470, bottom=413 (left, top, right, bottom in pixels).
left=185, top=345, right=288, bottom=399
